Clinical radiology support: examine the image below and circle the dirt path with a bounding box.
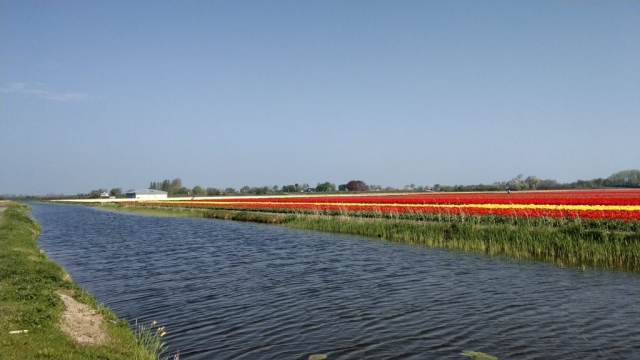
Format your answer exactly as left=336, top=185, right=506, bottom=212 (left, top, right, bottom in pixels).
left=57, top=291, right=109, bottom=345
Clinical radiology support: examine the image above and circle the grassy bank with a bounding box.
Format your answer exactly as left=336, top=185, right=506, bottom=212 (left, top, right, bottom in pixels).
left=94, top=203, right=640, bottom=272
left=0, top=202, right=155, bottom=359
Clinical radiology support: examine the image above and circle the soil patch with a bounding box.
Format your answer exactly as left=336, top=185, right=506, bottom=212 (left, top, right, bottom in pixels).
left=57, top=291, right=109, bottom=345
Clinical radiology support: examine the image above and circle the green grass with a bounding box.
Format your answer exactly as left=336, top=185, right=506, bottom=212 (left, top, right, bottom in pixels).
left=285, top=214, right=640, bottom=271
left=93, top=203, right=640, bottom=272
left=134, top=320, right=169, bottom=359
left=0, top=202, right=155, bottom=360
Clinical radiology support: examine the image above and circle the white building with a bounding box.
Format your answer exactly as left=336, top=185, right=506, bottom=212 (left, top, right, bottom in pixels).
left=125, top=189, right=168, bottom=200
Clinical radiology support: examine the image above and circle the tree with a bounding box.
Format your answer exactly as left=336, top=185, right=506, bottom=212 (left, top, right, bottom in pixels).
left=593, top=178, right=604, bottom=187
left=346, top=180, right=368, bottom=191
left=88, top=189, right=106, bottom=198
left=537, top=179, right=560, bottom=190
left=606, top=169, right=640, bottom=188
left=192, top=186, right=204, bottom=195
left=240, top=186, right=251, bottom=194
left=224, top=187, right=236, bottom=194
left=161, top=180, right=172, bottom=192
left=338, top=184, right=347, bottom=191
left=506, top=174, right=526, bottom=191
left=171, top=178, right=182, bottom=188
left=404, top=184, right=416, bottom=191
left=170, top=186, right=190, bottom=196
left=206, top=187, right=221, bottom=196
left=251, top=186, right=269, bottom=195
left=109, top=188, right=122, bottom=197
left=315, top=182, right=336, bottom=192
left=282, top=185, right=297, bottom=192
left=525, top=176, right=540, bottom=190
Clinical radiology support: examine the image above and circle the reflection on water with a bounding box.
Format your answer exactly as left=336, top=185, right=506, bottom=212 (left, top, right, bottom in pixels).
left=30, top=203, right=640, bottom=359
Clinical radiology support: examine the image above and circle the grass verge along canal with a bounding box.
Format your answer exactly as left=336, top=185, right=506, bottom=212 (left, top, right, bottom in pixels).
left=0, top=202, right=157, bottom=359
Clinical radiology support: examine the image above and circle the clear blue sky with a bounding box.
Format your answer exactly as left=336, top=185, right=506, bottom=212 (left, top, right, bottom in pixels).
left=1, top=1, right=638, bottom=195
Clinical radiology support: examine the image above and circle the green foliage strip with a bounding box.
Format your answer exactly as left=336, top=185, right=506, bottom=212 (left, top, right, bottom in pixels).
left=0, top=202, right=155, bottom=359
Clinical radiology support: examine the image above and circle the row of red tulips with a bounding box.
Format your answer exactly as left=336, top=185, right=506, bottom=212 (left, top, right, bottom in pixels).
left=119, top=190, right=640, bottom=221
left=188, top=189, right=640, bottom=206
left=172, top=202, right=640, bottom=220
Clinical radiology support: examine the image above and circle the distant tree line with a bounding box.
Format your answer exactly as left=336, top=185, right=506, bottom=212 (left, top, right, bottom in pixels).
left=432, top=170, right=640, bottom=192
left=148, top=178, right=191, bottom=196
left=76, top=188, right=122, bottom=198
left=89, top=169, right=638, bottom=199
left=143, top=179, right=340, bottom=196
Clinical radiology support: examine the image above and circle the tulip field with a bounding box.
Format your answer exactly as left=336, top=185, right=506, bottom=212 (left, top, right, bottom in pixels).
left=132, top=189, right=640, bottom=221
left=116, top=189, right=640, bottom=271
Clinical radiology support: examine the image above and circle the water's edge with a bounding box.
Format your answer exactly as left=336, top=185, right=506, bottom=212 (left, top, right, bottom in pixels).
left=0, top=202, right=150, bottom=359
left=81, top=202, right=640, bottom=273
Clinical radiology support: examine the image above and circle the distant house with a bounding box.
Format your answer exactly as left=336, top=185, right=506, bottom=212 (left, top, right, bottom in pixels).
left=125, top=189, right=168, bottom=200
left=100, top=191, right=109, bottom=198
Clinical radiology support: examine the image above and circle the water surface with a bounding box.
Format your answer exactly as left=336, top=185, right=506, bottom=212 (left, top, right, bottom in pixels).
left=30, top=203, right=640, bottom=359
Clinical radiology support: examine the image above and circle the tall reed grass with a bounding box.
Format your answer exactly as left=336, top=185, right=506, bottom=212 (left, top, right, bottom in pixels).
left=284, top=214, right=640, bottom=271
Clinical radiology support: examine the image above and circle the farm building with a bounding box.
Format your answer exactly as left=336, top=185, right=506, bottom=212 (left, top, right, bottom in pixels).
left=125, top=189, right=168, bottom=200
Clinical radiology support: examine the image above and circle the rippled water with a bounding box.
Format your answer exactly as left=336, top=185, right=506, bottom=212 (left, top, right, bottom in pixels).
left=30, top=202, right=640, bottom=359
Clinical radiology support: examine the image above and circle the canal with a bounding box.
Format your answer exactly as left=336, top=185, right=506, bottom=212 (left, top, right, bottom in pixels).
left=30, top=203, right=640, bottom=359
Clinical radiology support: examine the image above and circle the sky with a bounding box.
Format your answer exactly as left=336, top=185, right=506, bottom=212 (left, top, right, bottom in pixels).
left=1, top=1, right=638, bottom=195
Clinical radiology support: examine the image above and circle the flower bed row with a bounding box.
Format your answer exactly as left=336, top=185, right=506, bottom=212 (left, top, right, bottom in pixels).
left=188, top=189, right=640, bottom=206
left=124, top=190, right=640, bottom=221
